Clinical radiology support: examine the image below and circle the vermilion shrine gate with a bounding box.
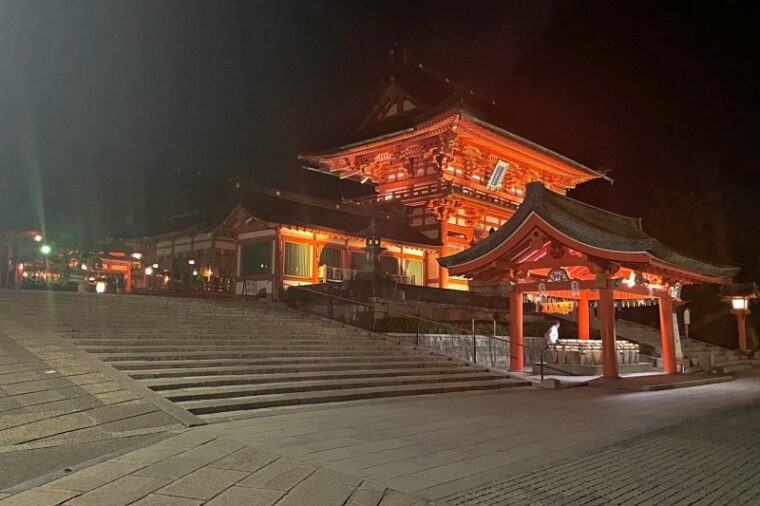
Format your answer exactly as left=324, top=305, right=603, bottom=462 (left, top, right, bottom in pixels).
left=439, top=182, right=739, bottom=378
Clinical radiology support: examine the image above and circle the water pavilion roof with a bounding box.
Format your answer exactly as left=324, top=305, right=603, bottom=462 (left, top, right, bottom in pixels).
left=439, top=182, right=739, bottom=285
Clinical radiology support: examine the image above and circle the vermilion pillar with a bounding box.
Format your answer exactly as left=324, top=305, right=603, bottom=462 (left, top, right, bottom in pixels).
left=577, top=296, right=590, bottom=340
left=598, top=287, right=619, bottom=378
left=736, top=311, right=748, bottom=352
left=509, top=288, right=524, bottom=372
left=658, top=296, right=677, bottom=373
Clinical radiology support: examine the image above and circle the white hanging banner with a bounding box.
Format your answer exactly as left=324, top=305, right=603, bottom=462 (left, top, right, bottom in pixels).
left=672, top=312, right=684, bottom=371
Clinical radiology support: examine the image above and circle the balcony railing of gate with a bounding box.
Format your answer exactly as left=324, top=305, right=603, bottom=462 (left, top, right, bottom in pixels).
left=287, top=285, right=510, bottom=370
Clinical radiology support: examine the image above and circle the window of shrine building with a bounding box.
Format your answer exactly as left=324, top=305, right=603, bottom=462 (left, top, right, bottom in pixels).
left=284, top=242, right=313, bottom=277
left=319, top=246, right=342, bottom=268
left=404, top=259, right=424, bottom=285
left=379, top=255, right=399, bottom=276
left=239, top=241, right=272, bottom=276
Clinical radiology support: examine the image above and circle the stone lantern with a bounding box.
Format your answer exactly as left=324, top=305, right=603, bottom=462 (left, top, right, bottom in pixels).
left=363, top=219, right=385, bottom=272
left=351, top=217, right=398, bottom=300
left=720, top=282, right=758, bottom=352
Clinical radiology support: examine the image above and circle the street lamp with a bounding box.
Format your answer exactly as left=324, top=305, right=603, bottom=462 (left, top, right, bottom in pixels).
left=40, top=244, right=52, bottom=280
left=33, top=234, right=43, bottom=242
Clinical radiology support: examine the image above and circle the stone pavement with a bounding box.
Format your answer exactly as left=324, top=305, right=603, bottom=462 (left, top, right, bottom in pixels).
left=1, top=376, right=759, bottom=505
left=435, top=403, right=760, bottom=505
left=0, top=317, right=183, bottom=489
left=195, top=375, right=760, bottom=500
left=0, top=429, right=428, bottom=505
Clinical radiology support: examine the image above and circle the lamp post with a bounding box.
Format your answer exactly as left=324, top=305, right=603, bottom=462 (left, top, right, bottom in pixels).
left=730, top=297, right=750, bottom=352
left=40, top=244, right=52, bottom=280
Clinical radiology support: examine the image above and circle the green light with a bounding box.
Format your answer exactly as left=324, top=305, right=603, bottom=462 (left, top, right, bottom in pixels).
left=40, top=244, right=52, bottom=255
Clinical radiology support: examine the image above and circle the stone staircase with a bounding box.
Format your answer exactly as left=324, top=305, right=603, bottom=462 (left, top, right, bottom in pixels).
left=0, top=290, right=528, bottom=421
left=557, top=313, right=760, bottom=373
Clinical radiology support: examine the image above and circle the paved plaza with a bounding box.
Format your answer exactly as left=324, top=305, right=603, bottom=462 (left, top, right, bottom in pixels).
left=437, top=403, right=760, bottom=505
left=1, top=375, right=758, bottom=505
left=0, top=318, right=182, bottom=489
left=1, top=298, right=760, bottom=505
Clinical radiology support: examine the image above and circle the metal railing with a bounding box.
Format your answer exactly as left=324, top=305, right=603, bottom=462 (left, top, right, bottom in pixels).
left=288, top=285, right=510, bottom=370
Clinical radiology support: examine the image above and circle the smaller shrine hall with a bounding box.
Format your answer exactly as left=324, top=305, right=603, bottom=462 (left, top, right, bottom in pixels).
left=439, top=182, right=739, bottom=377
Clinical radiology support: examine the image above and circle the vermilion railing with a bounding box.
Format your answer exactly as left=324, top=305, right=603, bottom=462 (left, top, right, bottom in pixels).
left=345, top=180, right=519, bottom=210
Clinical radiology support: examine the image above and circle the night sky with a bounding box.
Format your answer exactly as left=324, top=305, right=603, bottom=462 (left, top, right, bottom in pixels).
left=1, top=1, right=757, bottom=276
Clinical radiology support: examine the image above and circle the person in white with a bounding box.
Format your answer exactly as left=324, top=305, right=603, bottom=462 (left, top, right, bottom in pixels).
left=544, top=320, right=560, bottom=349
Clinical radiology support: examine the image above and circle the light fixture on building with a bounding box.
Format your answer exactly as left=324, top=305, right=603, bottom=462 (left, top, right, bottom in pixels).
left=33, top=234, right=43, bottom=242
left=131, top=252, right=142, bottom=260
left=188, top=259, right=195, bottom=265
left=81, top=264, right=87, bottom=271
left=95, top=281, right=106, bottom=294
left=192, top=269, right=198, bottom=276
left=152, top=263, right=158, bottom=269
left=145, top=266, right=153, bottom=276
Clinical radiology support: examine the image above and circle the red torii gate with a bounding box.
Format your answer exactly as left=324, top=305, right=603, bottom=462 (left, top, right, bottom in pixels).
left=439, top=182, right=738, bottom=378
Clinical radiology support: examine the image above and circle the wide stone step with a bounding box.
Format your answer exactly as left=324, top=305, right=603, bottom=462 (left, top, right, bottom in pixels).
left=69, top=340, right=392, bottom=350
left=715, top=362, right=755, bottom=373
left=143, top=367, right=484, bottom=390
left=82, top=345, right=427, bottom=356
left=2, top=290, right=526, bottom=418
left=62, top=329, right=358, bottom=337
left=126, top=360, right=464, bottom=379
left=181, top=379, right=528, bottom=415
left=62, top=328, right=350, bottom=335
left=162, top=372, right=514, bottom=401
left=97, top=351, right=434, bottom=363
left=712, top=354, right=750, bottom=364
left=112, top=356, right=455, bottom=370
left=73, top=342, right=404, bottom=351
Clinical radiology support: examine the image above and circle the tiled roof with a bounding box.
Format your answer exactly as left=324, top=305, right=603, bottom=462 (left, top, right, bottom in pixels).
left=303, top=55, right=608, bottom=183
left=235, top=191, right=441, bottom=248
left=439, top=182, right=739, bottom=280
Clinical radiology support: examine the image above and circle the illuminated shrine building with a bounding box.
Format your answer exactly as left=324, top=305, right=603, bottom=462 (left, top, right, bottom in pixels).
left=299, top=54, right=609, bottom=290
left=141, top=55, right=611, bottom=294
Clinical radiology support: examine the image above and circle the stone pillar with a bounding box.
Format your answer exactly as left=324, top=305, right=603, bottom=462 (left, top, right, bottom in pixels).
left=509, top=288, right=524, bottom=372
left=577, top=296, right=590, bottom=340
left=598, top=287, right=619, bottom=378
left=658, top=295, right=677, bottom=373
